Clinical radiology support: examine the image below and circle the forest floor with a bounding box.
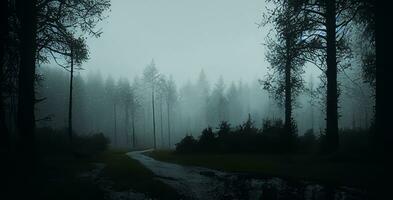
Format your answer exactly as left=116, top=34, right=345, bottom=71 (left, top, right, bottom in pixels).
left=30, top=149, right=181, bottom=200
left=146, top=150, right=390, bottom=192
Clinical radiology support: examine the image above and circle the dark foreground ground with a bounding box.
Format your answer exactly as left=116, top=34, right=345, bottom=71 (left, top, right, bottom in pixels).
left=3, top=149, right=182, bottom=200
left=3, top=147, right=390, bottom=199
left=147, top=150, right=391, bottom=198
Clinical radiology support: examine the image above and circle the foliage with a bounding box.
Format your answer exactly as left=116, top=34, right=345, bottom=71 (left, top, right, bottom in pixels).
left=36, top=127, right=109, bottom=157
left=175, top=135, right=198, bottom=153
left=176, top=117, right=375, bottom=155
left=198, top=127, right=216, bottom=152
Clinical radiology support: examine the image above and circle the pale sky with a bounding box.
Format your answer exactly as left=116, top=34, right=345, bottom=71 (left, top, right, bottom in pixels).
left=82, top=0, right=271, bottom=85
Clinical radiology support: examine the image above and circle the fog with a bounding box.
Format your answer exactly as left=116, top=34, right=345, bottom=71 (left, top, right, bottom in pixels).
left=4, top=0, right=388, bottom=198
left=82, top=0, right=270, bottom=85
left=32, top=0, right=374, bottom=149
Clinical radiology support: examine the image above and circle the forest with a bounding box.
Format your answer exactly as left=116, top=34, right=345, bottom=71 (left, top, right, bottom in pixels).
left=1, top=0, right=392, bottom=199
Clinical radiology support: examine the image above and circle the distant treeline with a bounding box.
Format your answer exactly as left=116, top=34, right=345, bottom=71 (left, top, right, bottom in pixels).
left=176, top=117, right=372, bottom=155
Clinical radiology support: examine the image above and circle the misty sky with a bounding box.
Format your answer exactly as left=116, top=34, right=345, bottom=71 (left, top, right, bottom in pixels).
left=83, top=0, right=271, bottom=85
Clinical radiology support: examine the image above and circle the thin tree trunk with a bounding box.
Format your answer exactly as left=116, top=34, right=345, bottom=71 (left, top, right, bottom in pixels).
left=125, top=103, right=129, bottom=146
left=311, top=105, right=314, bottom=131
left=325, top=0, right=339, bottom=152
left=167, top=102, right=171, bottom=148
left=68, top=48, right=74, bottom=143
left=132, top=111, right=136, bottom=148
left=114, top=103, right=117, bottom=145
left=152, top=86, right=156, bottom=149
left=160, top=98, right=163, bottom=148
left=284, top=57, right=293, bottom=152
left=284, top=39, right=292, bottom=136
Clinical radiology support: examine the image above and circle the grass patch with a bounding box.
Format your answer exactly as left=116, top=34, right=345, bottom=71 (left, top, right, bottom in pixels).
left=147, top=150, right=388, bottom=190
left=96, top=149, right=182, bottom=199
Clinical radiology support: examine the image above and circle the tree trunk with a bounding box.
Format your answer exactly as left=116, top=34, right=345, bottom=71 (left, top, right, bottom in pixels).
left=152, top=86, right=156, bottom=149
left=17, top=0, right=38, bottom=152
left=284, top=56, right=293, bottom=151
left=167, top=102, right=171, bottom=148
left=284, top=38, right=292, bottom=135
left=375, top=1, right=392, bottom=151
left=0, top=0, right=9, bottom=153
left=160, top=98, right=164, bottom=148
left=132, top=111, right=136, bottom=148
left=125, top=102, right=129, bottom=146
left=114, top=103, right=117, bottom=145
left=15, top=1, right=38, bottom=197
left=68, top=48, right=74, bottom=143
left=325, top=0, right=339, bottom=152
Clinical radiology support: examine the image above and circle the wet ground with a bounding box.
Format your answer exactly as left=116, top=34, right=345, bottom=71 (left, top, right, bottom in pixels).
left=128, top=150, right=369, bottom=200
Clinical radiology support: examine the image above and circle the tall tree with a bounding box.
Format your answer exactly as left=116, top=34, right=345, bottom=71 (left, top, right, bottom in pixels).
left=0, top=0, right=10, bottom=153
left=130, top=78, right=140, bottom=148
left=262, top=0, right=314, bottom=149
left=16, top=0, right=38, bottom=153
left=157, top=76, right=167, bottom=148
left=143, top=59, right=160, bottom=149
left=66, top=37, right=88, bottom=142
left=105, top=75, right=118, bottom=145
left=119, top=78, right=132, bottom=146
left=294, top=0, right=358, bottom=152
left=162, top=75, right=177, bottom=148
left=196, top=70, right=210, bottom=128
left=306, top=75, right=317, bottom=131
left=14, top=0, right=110, bottom=150
left=374, top=1, right=392, bottom=150
left=210, top=76, right=227, bottom=124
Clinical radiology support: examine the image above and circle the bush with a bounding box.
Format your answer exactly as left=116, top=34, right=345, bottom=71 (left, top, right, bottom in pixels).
left=73, top=132, right=109, bottom=158
left=297, top=129, right=317, bottom=153
left=36, top=127, right=109, bottom=158
left=175, top=135, right=198, bottom=153
left=198, top=127, right=217, bottom=152
left=175, top=117, right=375, bottom=155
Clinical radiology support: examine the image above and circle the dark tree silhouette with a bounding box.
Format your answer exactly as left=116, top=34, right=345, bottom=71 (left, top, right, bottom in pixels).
left=16, top=0, right=38, bottom=153
left=66, top=37, right=88, bottom=142
left=261, top=0, right=315, bottom=146
left=293, top=0, right=359, bottom=152
left=0, top=0, right=10, bottom=152
left=375, top=1, right=393, bottom=150
left=14, top=0, right=110, bottom=152
left=325, top=0, right=339, bottom=152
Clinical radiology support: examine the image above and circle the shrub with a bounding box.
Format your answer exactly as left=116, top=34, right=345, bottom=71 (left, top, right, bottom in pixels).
left=175, top=135, right=198, bottom=153
left=73, top=132, right=109, bottom=157
left=198, top=127, right=217, bottom=152
left=174, top=117, right=374, bottom=155
left=35, top=127, right=109, bottom=157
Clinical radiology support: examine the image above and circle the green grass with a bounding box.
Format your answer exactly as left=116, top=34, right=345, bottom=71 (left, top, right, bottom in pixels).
left=147, top=150, right=388, bottom=190
left=96, top=149, right=182, bottom=199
